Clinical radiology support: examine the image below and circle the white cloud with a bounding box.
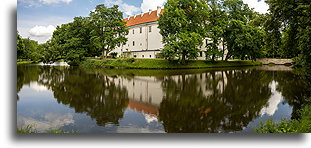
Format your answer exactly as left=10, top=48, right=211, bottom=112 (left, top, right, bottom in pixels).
left=18, top=16, right=72, bottom=43
left=242, top=0, right=269, bottom=14
left=140, top=0, right=166, bottom=13
left=30, top=82, right=49, bottom=92
left=18, top=0, right=72, bottom=7
left=17, top=113, right=74, bottom=132
left=104, top=0, right=140, bottom=16
left=260, top=81, right=283, bottom=116
left=29, top=25, right=56, bottom=37
left=18, top=0, right=42, bottom=7
left=40, top=0, right=72, bottom=4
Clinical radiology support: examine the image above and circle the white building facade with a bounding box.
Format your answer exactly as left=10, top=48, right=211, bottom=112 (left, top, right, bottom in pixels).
left=113, top=7, right=225, bottom=60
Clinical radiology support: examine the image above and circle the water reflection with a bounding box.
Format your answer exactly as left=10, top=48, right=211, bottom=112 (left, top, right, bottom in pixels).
left=17, top=65, right=309, bottom=133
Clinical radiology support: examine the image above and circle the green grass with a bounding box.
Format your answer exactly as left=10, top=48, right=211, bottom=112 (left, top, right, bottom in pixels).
left=80, top=58, right=262, bottom=70
left=17, top=125, right=77, bottom=134
left=255, top=105, right=311, bottom=133
left=17, top=61, right=34, bottom=65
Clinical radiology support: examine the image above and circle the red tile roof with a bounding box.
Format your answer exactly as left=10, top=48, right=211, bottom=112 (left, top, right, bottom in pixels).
left=123, top=9, right=164, bottom=27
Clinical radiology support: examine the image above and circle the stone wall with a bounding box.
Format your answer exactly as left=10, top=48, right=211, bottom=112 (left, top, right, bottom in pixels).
left=256, top=58, right=293, bottom=65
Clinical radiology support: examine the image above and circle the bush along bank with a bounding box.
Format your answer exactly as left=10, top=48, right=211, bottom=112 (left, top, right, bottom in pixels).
left=255, top=105, right=311, bottom=133
left=79, top=58, right=262, bottom=70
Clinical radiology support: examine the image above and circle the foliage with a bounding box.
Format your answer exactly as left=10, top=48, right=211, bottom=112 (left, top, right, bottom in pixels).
left=17, top=32, right=40, bottom=61
left=158, top=0, right=208, bottom=62
left=225, top=19, right=264, bottom=60
left=17, top=31, right=26, bottom=59
left=17, top=124, right=37, bottom=133
left=265, top=0, right=311, bottom=69
left=221, top=0, right=264, bottom=61
left=255, top=105, right=311, bottom=133
left=90, top=4, right=128, bottom=59
left=204, top=0, right=227, bottom=61
left=110, top=52, right=118, bottom=59
left=292, top=56, right=304, bottom=68
left=17, top=124, right=78, bottom=133
left=36, top=4, right=128, bottom=65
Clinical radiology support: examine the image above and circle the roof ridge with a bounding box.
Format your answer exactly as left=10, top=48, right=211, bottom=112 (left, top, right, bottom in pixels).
left=123, top=9, right=164, bottom=27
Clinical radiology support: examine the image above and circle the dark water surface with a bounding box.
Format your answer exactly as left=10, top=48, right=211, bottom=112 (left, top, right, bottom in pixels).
left=17, top=65, right=309, bottom=133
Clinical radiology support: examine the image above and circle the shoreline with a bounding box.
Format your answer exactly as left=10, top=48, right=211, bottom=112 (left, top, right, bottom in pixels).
left=80, top=59, right=262, bottom=70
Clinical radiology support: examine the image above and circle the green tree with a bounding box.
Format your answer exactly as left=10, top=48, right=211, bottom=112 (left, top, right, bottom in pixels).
left=265, top=0, right=311, bottom=69
left=222, top=0, right=263, bottom=60
left=17, top=31, right=26, bottom=60
left=204, top=0, right=227, bottom=62
left=22, top=38, right=39, bottom=61
left=158, top=0, right=208, bottom=62
left=44, top=16, right=98, bottom=65
left=262, top=13, right=282, bottom=58
left=225, top=19, right=264, bottom=60
left=89, top=4, right=128, bottom=59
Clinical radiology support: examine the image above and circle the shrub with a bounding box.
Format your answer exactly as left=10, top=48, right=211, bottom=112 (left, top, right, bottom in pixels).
left=124, top=57, right=135, bottom=63
left=110, top=52, right=118, bottom=59
left=292, top=56, right=304, bottom=68
left=255, top=105, right=311, bottom=133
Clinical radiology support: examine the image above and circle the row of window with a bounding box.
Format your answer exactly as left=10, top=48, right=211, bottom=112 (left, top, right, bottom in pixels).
left=133, top=55, right=152, bottom=58
left=132, top=26, right=152, bottom=34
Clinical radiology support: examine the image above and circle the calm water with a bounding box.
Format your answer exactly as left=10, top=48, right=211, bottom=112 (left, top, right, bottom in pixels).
left=17, top=65, right=309, bottom=133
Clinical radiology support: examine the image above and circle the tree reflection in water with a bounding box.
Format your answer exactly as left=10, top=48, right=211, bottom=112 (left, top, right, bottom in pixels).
left=159, top=70, right=273, bottom=133
left=17, top=65, right=310, bottom=133
left=18, top=65, right=129, bottom=126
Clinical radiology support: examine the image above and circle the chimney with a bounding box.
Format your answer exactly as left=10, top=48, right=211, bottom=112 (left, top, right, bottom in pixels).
left=149, top=9, right=152, bottom=15
left=141, top=11, right=144, bottom=17
left=157, top=6, right=161, bottom=16
left=127, top=15, right=130, bottom=20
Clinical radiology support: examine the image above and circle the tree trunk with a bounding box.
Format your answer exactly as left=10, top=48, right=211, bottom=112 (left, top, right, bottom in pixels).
left=211, top=54, right=215, bottom=63
left=222, top=40, right=225, bottom=61
left=225, top=54, right=231, bottom=61
left=182, top=51, right=186, bottom=63
left=101, top=50, right=105, bottom=59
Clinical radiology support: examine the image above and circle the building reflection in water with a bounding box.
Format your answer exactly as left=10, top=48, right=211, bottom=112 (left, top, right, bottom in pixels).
left=17, top=65, right=309, bottom=133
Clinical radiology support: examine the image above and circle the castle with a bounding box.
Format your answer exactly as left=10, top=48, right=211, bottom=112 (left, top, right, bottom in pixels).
left=113, top=6, right=224, bottom=60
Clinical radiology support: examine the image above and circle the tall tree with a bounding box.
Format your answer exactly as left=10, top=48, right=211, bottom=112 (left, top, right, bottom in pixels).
left=89, top=4, right=128, bottom=59
left=158, top=0, right=208, bottom=62
left=17, top=31, right=25, bottom=60
left=222, top=0, right=263, bottom=60
left=265, top=0, right=311, bottom=69
left=22, top=38, right=39, bottom=61
left=204, top=0, right=227, bottom=62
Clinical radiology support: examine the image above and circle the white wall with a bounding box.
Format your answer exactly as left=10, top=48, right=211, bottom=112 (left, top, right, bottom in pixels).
left=114, top=22, right=226, bottom=60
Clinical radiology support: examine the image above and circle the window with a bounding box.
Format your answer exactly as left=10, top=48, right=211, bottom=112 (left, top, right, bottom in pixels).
left=149, top=26, right=152, bottom=32
left=142, top=55, right=144, bottom=58
left=140, top=27, right=142, bottom=33
left=134, top=55, right=137, bottom=58
left=200, top=51, right=203, bottom=57
left=140, top=43, right=142, bottom=46
left=133, top=41, right=135, bottom=46
left=133, top=29, right=134, bottom=34
left=149, top=55, right=152, bottom=58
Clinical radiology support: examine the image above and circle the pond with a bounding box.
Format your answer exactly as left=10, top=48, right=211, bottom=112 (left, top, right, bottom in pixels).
left=17, top=65, right=309, bottom=133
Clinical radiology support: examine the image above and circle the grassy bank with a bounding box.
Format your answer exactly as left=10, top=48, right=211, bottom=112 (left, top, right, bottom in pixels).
left=17, top=125, right=77, bottom=133
left=17, top=61, right=34, bottom=65
left=255, top=105, right=311, bottom=133
left=80, top=58, right=262, bottom=70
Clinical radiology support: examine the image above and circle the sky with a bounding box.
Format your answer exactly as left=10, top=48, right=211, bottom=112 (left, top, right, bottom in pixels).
left=17, top=0, right=269, bottom=44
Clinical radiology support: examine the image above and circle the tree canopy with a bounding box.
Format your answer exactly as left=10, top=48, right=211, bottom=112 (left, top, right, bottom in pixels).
left=158, top=0, right=208, bottom=62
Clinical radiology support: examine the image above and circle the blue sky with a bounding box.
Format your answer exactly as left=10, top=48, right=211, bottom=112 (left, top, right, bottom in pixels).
left=17, top=0, right=268, bottom=43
